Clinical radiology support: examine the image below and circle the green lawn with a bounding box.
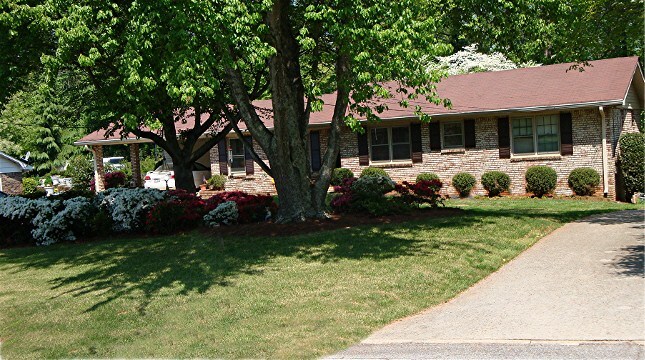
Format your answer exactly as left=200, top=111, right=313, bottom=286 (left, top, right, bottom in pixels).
left=0, top=198, right=640, bottom=359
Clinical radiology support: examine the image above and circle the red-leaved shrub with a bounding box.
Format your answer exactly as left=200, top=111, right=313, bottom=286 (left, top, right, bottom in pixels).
left=146, top=189, right=206, bottom=234
left=204, top=191, right=275, bottom=223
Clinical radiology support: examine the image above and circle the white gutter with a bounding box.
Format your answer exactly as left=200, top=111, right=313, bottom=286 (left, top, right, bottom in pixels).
left=599, top=106, right=609, bottom=196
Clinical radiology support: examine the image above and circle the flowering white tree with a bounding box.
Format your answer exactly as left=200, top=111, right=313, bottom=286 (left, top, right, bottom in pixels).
left=430, top=44, right=539, bottom=75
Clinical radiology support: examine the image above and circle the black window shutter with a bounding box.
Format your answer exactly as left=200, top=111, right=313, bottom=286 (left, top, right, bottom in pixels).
left=464, top=119, right=476, bottom=149
left=497, top=117, right=510, bottom=159
left=429, top=122, right=441, bottom=151
left=243, top=135, right=254, bottom=175
left=335, top=152, right=341, bottom=168
left=410, top=123, right=423, bottom=163
left=310, top=131, right=322, bottom=171
left=357, top=131, right=369, bottom=166
left=218, top=139, right=228, bottom=175
left=560, top=113, right=573, bottom=155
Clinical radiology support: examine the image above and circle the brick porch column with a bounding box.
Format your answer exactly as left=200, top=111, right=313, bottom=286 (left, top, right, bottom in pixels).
left=129, top=143, right=142, bottom=187
left=91, top=145, right=106, bottom=192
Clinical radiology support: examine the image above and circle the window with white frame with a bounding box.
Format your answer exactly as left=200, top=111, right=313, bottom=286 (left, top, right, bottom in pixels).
left=370, top=126, right=411, bottom=162
left=229, top=138, right=246, bottom=172
left=511, top=115, right=559, bottom=155
left=442, top=121, right=464, bottom=148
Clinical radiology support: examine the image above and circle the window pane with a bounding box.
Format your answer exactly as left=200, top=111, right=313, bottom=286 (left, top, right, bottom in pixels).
left=442, top=122, right=463, bottom=148
left=537, top=134, right=558, bottom=152
left=391, top=127, right=409, bottom=143
left=512, top=118, right=534, bottom=154
left=443, top=122, right=462, bottom=136
left=536, top=115, right=559, bottom=152
left=514, top=137, right=534, bottom=153
left=231, top=156, right=245, bottom=171
left=371, top=128, right=388, bottom=145
left=371, top=145, right=390, bottom=161
left=392, top=144, right=410, bottom=160
left=443, top=134, right=463, bottom=148
left=230, top=139, right=244, bottom=156
left=512, top=118, right=533, bottom=137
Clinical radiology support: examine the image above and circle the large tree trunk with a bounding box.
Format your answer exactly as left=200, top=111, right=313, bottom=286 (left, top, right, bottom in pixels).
left=224, top=0, right=348, bottom=223
left=172, top=160, right=196, bottom=192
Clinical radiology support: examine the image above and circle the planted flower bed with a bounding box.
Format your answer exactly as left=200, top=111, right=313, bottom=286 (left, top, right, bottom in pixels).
left=1, top=173, right=451, bottom=248
left=0, top=188, right=277, bottom=247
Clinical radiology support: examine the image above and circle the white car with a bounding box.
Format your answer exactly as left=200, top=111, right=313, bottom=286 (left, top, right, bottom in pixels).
left=103, top=157, right=125, bottom=170
left=143, top=163, right=211, bottom=190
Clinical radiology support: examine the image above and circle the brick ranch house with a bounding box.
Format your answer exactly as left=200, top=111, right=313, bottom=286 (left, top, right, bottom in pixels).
left=77, top=56, right=643, bottom=200
left=0, top=151, right=33, bottom=195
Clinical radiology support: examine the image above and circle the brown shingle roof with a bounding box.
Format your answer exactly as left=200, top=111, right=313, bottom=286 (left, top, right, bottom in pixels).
left=76, top=56, right=640, bottom=145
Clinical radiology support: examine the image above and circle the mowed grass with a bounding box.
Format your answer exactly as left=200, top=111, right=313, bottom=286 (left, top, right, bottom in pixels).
left=0, top=198, right=640, bottom=359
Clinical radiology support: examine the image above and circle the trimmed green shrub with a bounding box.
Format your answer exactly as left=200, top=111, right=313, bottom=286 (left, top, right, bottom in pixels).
left=330, top=168, right=354, bottom=186
left=351, top=175, right=395, bottom=199
left=525, top=166, right=557, bottom=197
left=452, top=172, right=476, bottom=197
left=360, top=167, right=390, bottom=179
left=568, top=168, right=600, bottom=196
left=64, top=155, right=94, bottom=190
left=22, top=177, right=39, bottom=194
left=207, top=174, right=227, bottom=190
left=481, top=171, right=511, bottom=197
left=416, top=173, right=440, bottom=183
left=618, top=133, right=645, bottom=197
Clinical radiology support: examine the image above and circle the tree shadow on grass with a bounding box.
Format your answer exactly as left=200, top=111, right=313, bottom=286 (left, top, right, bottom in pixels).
left=0, top=206, right=632, bottom=312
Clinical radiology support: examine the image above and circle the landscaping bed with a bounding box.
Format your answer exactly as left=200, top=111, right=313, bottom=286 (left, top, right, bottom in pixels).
left=204, top=207, right=463, bottom=238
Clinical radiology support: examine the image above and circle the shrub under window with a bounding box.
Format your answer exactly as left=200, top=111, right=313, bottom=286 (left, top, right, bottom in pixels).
left=360, top=167, right=390, bottom=179
left=452, top=172, right=476, bottom=197
left=525, top=165, right=557, bottom=197
left=568, top=168, right=600, bottom=196
left=481, top=171, right=511, bottom=197
left=331, top=168, right=354, bottom=186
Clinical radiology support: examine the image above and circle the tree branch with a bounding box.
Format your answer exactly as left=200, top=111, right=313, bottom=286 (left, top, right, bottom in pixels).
left=231, top=121, right=273, bottom=177
left=223, top=63, right=274, bottom=151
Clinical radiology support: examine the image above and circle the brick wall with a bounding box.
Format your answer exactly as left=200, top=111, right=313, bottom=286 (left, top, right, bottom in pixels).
left=0, top=172, right=23, bottom=195
left=208, top=106, right=640, bottom=199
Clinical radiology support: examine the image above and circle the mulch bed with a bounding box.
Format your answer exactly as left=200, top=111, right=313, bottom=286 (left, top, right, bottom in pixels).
left=202, top=207, right=464, bottom=238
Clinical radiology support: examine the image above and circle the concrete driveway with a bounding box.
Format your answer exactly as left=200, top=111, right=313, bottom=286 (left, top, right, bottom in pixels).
left=327, top=210, right=644, bottom=359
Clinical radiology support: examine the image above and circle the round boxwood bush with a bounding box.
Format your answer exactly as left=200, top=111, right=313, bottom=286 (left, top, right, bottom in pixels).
left=452, top=172, right=476, bottom=197
left=360, top=166, right=390, bottom=179
left=525, top=165, right=557, bottom=197
left=330, top=168, right=354, bottom=186
left=481, top=171, right=511, bottom=197
left=351, top=175, right=395, bottom=199
left=618, top=133, right=645, bottom=198
left=416, top=173, right=440, bottom=183
left=567, top=168, right=600, bottom=196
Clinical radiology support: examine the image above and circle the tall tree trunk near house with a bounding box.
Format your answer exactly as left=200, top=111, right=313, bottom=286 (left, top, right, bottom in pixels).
left=266, top=0, right=323, bottom=222
left=171, top=160, right=196, bottom=192
left=224, top=0, right=349, bottom=223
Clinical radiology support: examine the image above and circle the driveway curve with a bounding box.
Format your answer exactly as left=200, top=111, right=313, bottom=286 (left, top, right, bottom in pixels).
left=328, top=210, right=644, bottom=359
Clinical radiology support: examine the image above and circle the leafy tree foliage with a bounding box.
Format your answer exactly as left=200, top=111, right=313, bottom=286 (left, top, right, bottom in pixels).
left=0, top=1, right=53, bottom=105
left=441, top=0, right=643, bottom=65
left=0, top=71, right=91, bottom=174
left=43, top=0, right=236, bottom=191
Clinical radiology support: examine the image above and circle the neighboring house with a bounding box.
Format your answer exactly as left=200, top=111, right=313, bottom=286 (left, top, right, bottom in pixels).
left=0, top=151, right=33, bottom=195
left=77, top=56, right=644, bottom=199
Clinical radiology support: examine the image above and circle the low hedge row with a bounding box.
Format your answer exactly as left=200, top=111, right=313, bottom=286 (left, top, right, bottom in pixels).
left=333, top=166, right=602, bottom=198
